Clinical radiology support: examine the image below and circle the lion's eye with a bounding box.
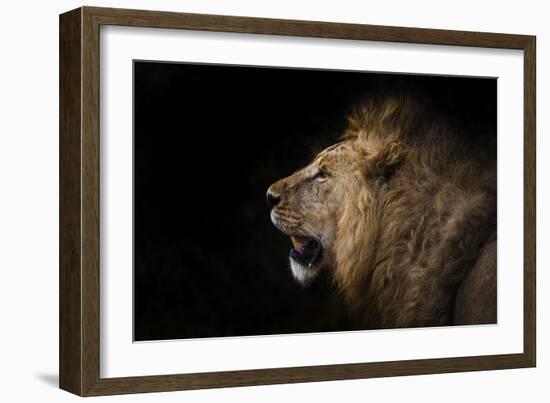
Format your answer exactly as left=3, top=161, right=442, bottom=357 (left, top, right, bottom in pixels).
left=313, top=170, right=328, bottom=181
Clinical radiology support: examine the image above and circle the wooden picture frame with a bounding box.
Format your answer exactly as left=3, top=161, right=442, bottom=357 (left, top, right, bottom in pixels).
left=59, top=6, right=536, bottom=396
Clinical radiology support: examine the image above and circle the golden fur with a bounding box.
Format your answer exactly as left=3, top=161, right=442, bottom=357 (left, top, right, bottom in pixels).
left=268, top=95, right=496, bottom=328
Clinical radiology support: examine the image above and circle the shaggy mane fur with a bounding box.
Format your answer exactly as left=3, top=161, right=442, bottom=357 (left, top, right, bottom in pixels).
left=334, top=96, right=496, bottom=327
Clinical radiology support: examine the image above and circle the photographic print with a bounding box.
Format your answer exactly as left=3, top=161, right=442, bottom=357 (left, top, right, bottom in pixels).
left=133, top=61, right=497, bottom=341
left=60, top=7, right=535, bottom=395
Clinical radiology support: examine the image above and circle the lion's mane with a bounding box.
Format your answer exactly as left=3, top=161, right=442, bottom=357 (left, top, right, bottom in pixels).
left=333, top=96, right=496, bottom=328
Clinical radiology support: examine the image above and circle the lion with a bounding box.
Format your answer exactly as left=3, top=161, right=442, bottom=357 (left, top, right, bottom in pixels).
left=267, top=95, right=497, bottom=328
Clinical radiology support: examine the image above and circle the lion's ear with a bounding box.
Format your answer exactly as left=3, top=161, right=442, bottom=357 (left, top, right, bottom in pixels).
left=364, top=141, right=408, bottom=181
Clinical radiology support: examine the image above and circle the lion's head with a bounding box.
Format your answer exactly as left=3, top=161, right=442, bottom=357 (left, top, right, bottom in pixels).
left=267, top=120, right=407, bottom=286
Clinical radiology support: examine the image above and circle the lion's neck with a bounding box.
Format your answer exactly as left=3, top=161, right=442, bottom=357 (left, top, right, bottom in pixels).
left=334, top=167, right=496, bottom=328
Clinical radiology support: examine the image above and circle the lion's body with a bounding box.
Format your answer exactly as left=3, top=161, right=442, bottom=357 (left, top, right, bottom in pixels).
left=268, top=95, right=496, bottom=328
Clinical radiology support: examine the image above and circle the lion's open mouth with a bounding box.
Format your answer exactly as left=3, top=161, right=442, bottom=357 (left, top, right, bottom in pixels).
left=289, top=236, right=322, bottom=267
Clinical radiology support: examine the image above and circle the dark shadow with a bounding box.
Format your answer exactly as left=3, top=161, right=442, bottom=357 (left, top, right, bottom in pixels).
left=35, top=373, right=58, bottom=388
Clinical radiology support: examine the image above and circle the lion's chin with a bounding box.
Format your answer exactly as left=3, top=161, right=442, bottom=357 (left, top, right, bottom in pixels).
left=289, top=258, right=322, bottom=286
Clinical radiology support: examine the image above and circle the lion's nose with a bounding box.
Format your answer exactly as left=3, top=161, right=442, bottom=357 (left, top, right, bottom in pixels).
left=266, top=190, right=281, bottom=210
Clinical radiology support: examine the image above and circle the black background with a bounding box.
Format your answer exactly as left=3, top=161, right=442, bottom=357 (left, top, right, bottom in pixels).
left=134, top=61, right=496, bottom=341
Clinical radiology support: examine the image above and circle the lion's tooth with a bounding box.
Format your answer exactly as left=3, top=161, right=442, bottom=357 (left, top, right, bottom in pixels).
left=290, top=236, right=304, bottom=250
